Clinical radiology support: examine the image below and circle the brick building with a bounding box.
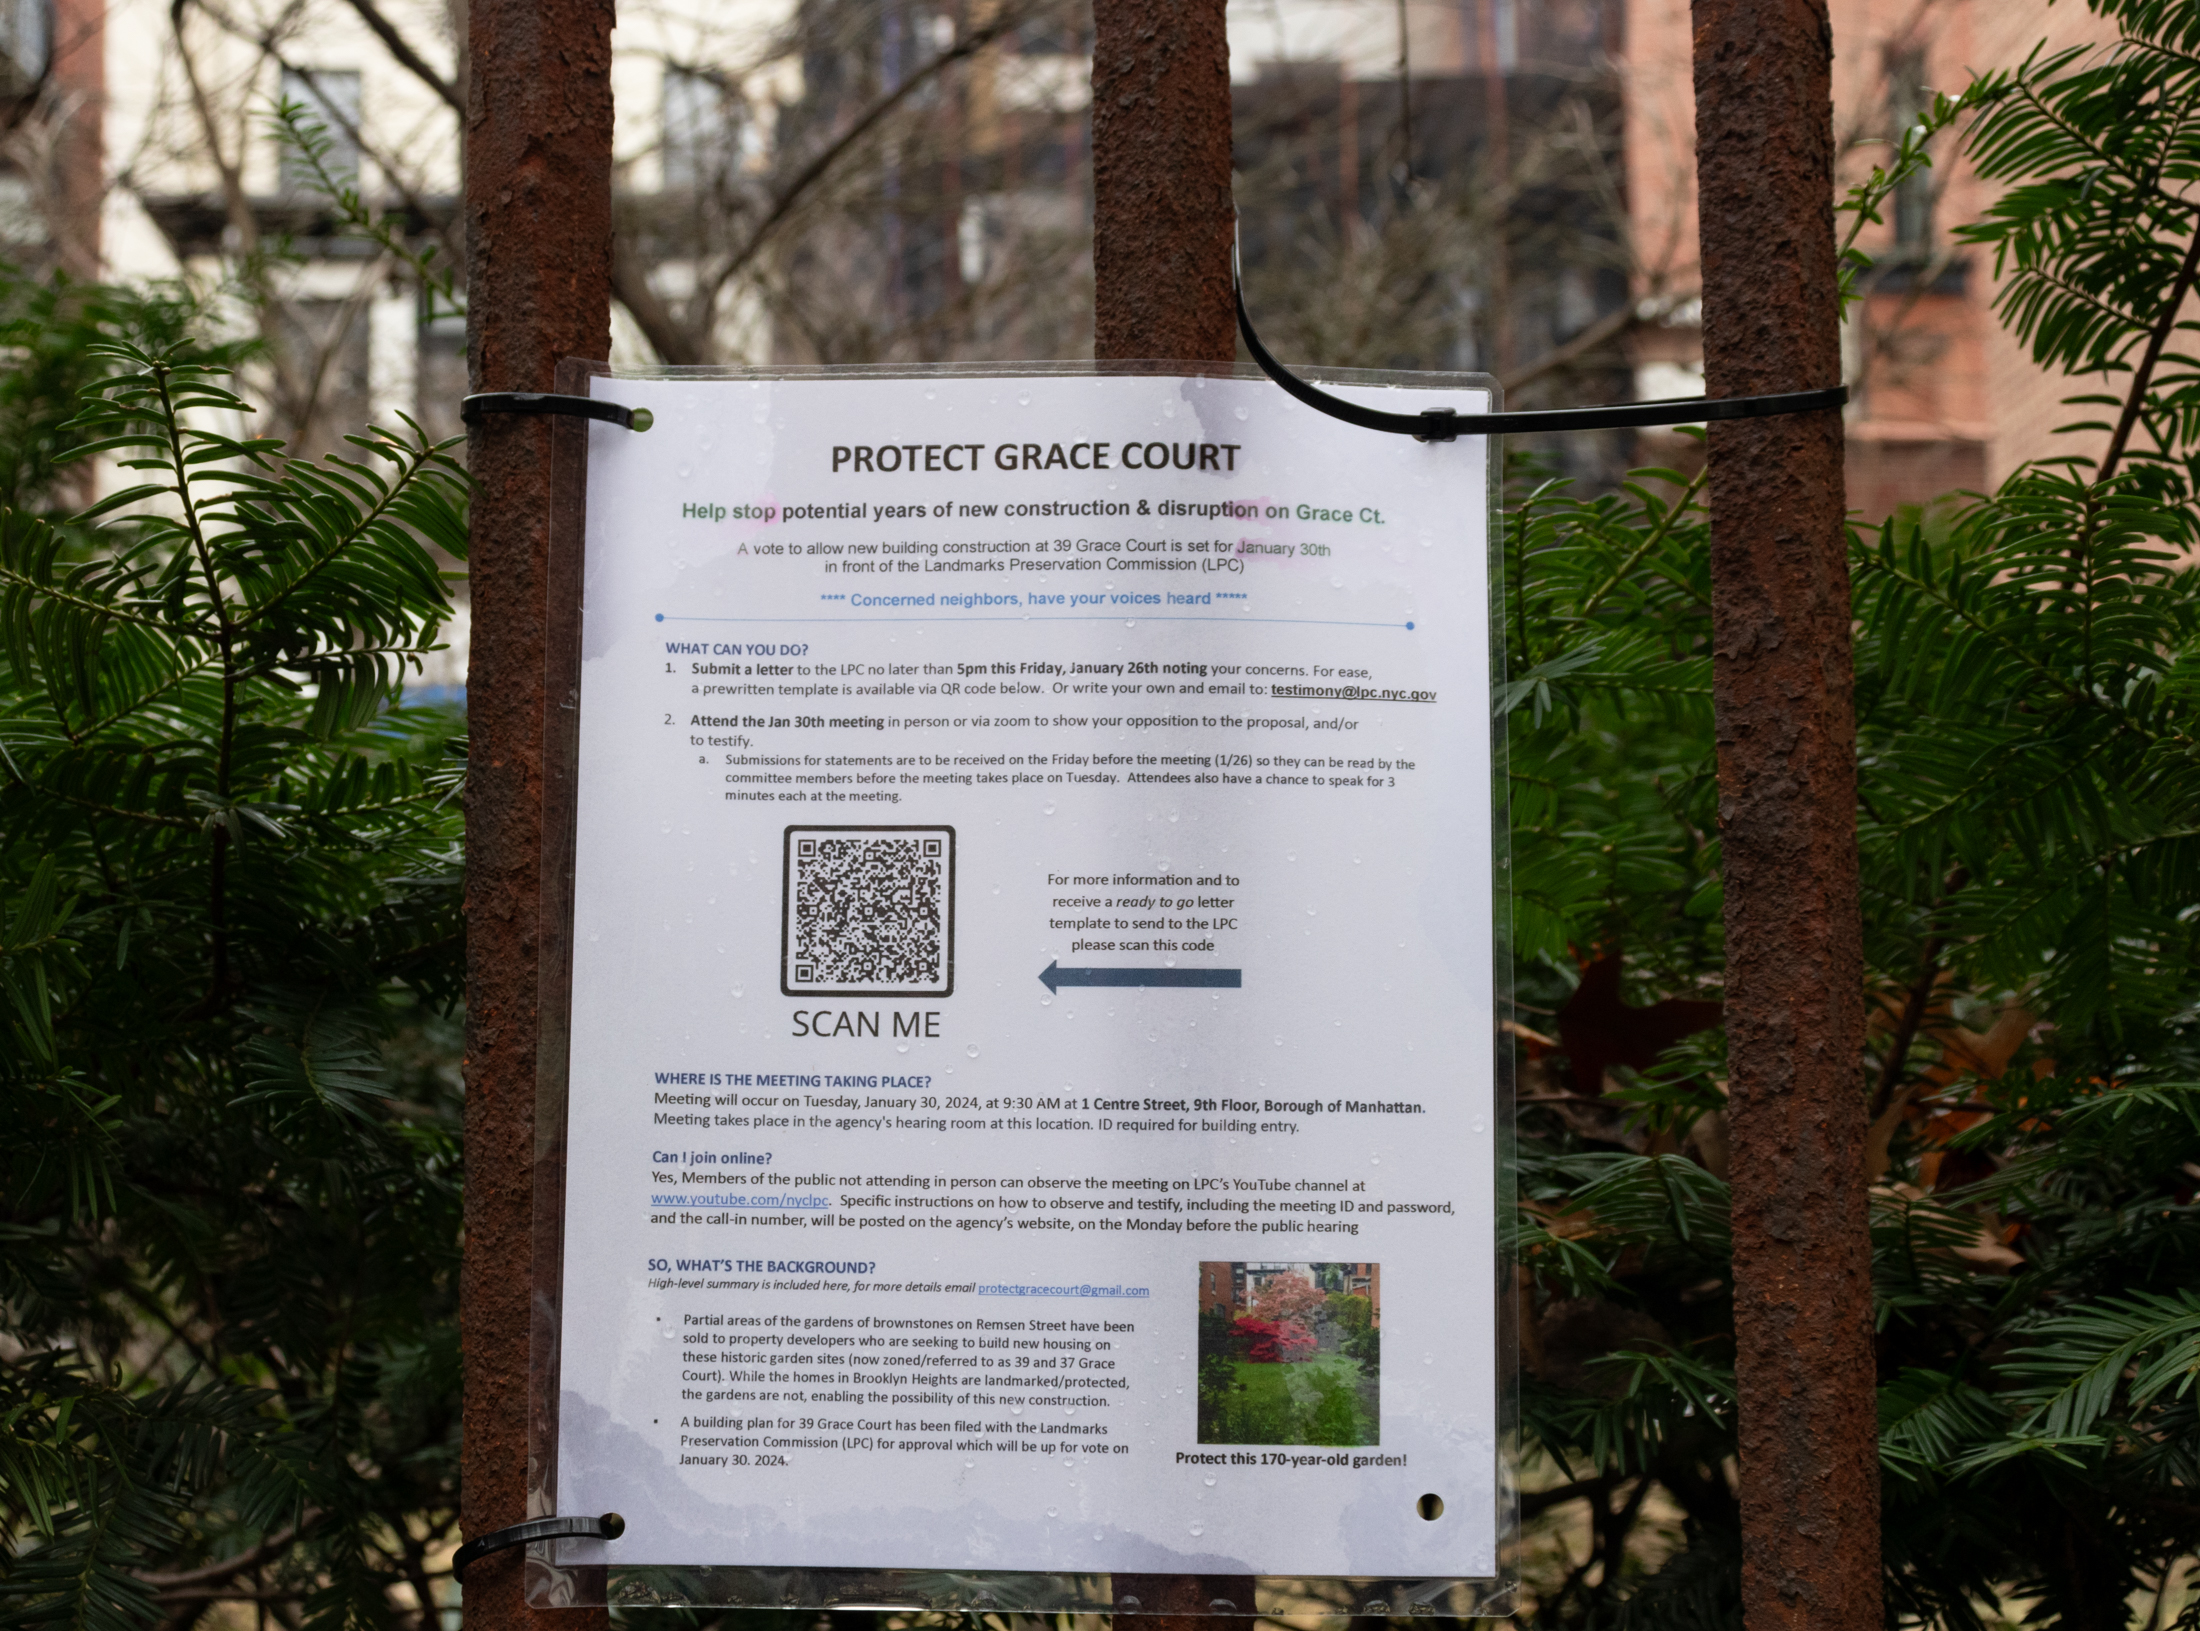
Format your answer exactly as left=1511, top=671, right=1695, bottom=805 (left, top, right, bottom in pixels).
left=1199, top=1260, right=1381, bottom=1325
left=1621, top=0, right=2122, bottom=516
left=4, top=0, right=2137, bottom=534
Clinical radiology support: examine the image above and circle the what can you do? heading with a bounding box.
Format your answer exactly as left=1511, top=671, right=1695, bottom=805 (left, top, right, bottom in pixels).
left=833, top=439, right=1242, bottom=474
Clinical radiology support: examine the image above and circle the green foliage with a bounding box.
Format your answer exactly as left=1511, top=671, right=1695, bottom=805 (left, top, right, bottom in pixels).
left=0, top=282, right=470, bottom=1631
left=1508, top=4, right=2200, bottom=1622
left=268, top=98, right=462, bottom=327
left=1342, top=1322, right=1379, bottom=1380
left=1200, top=1357, right=1378, bottom=1449
left=3, top=3, right=2198, bottom=1626
left=0, top=271, right=221, bottom=514
left=1957, top=2, right=2200, bottom=495
left=1500, top=457, right=1720, bottom=992
left=1326, top=1290, right=1373, bottom=1334
left=1853, top=481, right=2199, bottom=1036
left=1838, top=82, right=1987, bottom=316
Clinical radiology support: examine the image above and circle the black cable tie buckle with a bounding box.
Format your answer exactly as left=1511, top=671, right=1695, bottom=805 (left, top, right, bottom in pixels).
left=461, top=392, right=653, bottom=432
left=451, top=1512, right=624, bottom=1579
left=1230, top=234, right=1845, bottom=439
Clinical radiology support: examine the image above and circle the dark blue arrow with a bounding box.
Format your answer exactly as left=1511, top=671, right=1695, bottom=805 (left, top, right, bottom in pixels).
left=1039, top=961, right=1242, bottom=993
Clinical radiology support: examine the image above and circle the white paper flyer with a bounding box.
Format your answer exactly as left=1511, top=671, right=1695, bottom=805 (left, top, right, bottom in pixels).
left=551, top=368, right=1501, bottom=1582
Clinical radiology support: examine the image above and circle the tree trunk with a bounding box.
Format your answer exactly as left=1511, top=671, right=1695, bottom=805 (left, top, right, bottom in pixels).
left=1091, top=2, right=1248, bottom=1620
left=1091, top=0, right=1237, bottom=363
left=1692, top=1, right=1881, bottom=1626
left=460, top=0, right=614, bottom=1622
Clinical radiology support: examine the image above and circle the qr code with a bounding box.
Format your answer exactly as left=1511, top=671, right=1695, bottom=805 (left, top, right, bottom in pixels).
left=780, top=826, right=956, bottom=998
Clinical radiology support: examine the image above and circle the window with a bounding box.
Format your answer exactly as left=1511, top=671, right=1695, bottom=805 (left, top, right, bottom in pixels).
left=273, top=297, right=371, bottom=463
left=662, top=67, right=737, bottom=194
left=1, top=0, right=52, bottom=97
left=278, top=67, right=361, bottom=193
left=0, top=171, right=42, bottom=248
left=1885, top=47, right=1932, bottom=251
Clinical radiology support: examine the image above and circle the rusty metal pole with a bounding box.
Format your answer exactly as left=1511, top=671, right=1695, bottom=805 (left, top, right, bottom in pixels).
left=1089, top=2, right=1244, bottom=1619
left=1693, top=3, right=1880, bottom=1628
left=1090, top=0, right=1237, bottom=363
left=459, top=0, right=614, bottom=1623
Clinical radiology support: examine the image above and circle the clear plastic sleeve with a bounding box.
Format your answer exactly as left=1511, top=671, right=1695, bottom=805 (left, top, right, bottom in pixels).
left=524, top=357, right=1519, bottom=1616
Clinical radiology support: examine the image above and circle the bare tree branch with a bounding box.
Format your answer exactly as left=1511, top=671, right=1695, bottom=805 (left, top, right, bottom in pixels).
left=698, top=6, right=1030, bottom=308
left=612, top=235, right=701, bottom=365
left=167, top=0, right=260, bottom=259
left=340, top=0, right=463, bottom=117
left=188, top=0, right=464, bottom=274
left=1499, top=299, right=1650, bottom=396
left=2099, top=218, right=2200, bottom=484
left=1868, top=867, right=1968, bottom=1125
left=137, top=1512, right=320, bottom=1590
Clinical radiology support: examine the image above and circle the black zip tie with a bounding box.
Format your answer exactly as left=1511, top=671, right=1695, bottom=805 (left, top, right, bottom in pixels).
left=451, top=1512, right=624, bottom=1578
left=462, top=392, right=654, bottom=432
left=1231, top=242, right=1845, bottom=441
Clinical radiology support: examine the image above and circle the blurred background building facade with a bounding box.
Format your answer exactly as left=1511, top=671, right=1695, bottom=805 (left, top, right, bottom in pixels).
left=0, top=0, right=2123, bottom=550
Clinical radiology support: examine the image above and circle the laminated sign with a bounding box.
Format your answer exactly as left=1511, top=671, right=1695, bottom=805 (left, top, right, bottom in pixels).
left=533, top=363, right=1512, bottom=1612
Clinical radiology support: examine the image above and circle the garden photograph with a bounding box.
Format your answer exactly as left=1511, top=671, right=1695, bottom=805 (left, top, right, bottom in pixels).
left=1195, top=1262, right=1382, bottom=1448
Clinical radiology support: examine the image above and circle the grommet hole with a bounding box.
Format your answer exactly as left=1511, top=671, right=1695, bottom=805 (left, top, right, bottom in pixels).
left=1416, top=1492, right=1444, bottom=1521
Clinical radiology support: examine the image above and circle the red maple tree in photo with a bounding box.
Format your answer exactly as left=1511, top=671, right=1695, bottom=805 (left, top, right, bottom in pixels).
left=1230, top=1316, right=1318, bottom=1363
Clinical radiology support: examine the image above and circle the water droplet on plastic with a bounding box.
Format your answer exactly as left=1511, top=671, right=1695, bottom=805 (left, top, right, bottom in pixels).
left=1169, top=812, right=1179, bottom=822
left=1472, top=1118, right=1486, bottom=1134
left=1203, top=1475, right=1216, bottom=1487
left=1190, top=1523, right=1204, bottom=1536
left=1233, top=405, right=1248, bottom=420
left=677, top=464, right=692, bottom=478
left=967, top=1044, right=980, bottom=1058
left=730, top=985, right=743, bottom=998
left=1018, top=392, right=1031, bottom=406
left=897, top=1042, right=910, bottom=1052
left=1275, top=1036, right=1284, bottom=1046
left=1047, top=1507, right=1058, bottom=1518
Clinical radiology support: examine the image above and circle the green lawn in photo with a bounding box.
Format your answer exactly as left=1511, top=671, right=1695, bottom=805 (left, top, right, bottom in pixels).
left=1204, top=1355, right=1378, bottom=1447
